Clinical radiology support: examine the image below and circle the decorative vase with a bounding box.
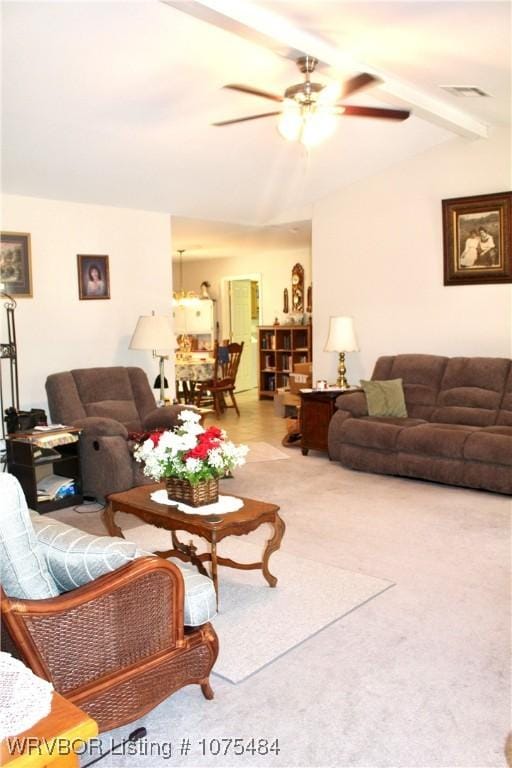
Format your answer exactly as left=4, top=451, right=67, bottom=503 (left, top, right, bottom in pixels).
left=166, top=477, right=219, bottom=507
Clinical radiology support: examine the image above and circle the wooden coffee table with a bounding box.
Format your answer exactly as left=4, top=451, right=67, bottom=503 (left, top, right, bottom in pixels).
left=104, top=483, right=285, bottom=603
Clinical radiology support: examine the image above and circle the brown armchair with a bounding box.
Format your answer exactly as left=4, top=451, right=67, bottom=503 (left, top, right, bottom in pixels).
left=1, top=556, right=218, bottom=733
left=46, top=366, right=185, bottom=500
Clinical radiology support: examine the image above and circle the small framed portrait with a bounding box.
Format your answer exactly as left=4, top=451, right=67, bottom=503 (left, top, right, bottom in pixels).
left=77, top=254, right=110, bottom=300
left=0, top=232, right=32, bottom=297
left=442, top=191, right=512, bottom=285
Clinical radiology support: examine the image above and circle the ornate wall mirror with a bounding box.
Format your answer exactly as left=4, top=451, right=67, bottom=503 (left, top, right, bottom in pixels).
left=291, top=263, right=304, bottom=312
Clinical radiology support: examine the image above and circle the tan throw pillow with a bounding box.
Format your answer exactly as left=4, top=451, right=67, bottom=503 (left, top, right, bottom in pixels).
left=360, top=378, right=408, bottom=418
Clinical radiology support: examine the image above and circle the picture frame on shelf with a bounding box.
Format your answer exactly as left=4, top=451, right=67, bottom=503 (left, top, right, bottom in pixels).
left=77, top=254, right=110, bottom=300
left=0, top=232, right=32, bottom=297
left=442, top=191, right=511, bottom=285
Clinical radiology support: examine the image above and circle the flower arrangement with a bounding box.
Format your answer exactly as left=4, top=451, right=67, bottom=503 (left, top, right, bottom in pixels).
left=133, top=409, right=249, bottom=485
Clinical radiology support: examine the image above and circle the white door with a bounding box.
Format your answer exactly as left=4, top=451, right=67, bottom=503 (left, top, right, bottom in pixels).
left=229, top=279, right=256, bottom=391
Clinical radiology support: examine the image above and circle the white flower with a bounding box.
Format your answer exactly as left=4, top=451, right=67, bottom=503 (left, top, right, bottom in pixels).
left=178, top=409, right=202, bottom=424
left=207, top=448, right=225, bottom=469
left=189, top=422, right=205, bottom=436
left=185, top=457, right=201, bottom=473
left=133, top=417, right=248, bottom=484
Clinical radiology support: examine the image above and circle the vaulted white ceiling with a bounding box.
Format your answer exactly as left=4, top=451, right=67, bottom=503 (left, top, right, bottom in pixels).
left=172, top=216, right=311, bottom=259
left=2, top=2, right=510, bottom=226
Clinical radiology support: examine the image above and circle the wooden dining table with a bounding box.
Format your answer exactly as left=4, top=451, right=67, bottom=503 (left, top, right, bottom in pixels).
left=175, top=357, right=215, bottom=403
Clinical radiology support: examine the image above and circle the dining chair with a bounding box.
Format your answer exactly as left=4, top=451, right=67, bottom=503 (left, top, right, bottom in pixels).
left=194, top=341, right=244, bottom=417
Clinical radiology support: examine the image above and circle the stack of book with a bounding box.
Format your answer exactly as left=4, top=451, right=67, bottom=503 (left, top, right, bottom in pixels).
left=37, top=474, right=76, bottom=502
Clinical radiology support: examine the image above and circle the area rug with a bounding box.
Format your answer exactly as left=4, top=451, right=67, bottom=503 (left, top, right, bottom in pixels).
left=210, top=539, right=394, bottom=683
left=125, top=524, right=394, bottom=684
left=244, top=441, right=290, bottom=463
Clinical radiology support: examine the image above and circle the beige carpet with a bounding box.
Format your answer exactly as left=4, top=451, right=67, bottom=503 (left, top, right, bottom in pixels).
left=51, top=454, right=510, bottom=767
left=124, top=525, right=393, bottom=683
left=244, top=441, right=290, bottom=463
left=210, top=539, right=393, bottom=683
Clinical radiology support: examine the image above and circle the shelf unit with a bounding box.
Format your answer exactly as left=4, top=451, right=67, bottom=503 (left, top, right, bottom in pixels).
left=6, top=427, right=83, bottom=513
left=258, top=324, right=312, bottom=399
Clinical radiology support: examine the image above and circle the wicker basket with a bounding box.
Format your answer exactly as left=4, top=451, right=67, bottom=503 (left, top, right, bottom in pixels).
left=166, top=477, right=219, bottom=507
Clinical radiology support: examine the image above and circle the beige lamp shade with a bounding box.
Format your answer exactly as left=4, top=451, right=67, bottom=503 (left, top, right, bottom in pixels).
left=324, top=316, right=359, bottom=352
left=129, top=314, right=176, bottom=354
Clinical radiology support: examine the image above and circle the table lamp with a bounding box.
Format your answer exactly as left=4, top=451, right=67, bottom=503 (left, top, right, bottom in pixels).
left=324, top=316, right=359, bottom=389
left=129, top=313, right=176, bottom=403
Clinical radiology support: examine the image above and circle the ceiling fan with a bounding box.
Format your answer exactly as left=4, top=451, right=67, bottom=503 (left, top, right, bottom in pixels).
left=213, top=56, right=410, bottom=146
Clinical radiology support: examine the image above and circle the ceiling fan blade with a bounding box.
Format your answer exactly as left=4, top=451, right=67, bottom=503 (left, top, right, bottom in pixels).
left=212, top=111, right=282, bottom=126
left=223, top=84, right=284, bottom=103
left=341, top=72, right=380, bottom=98
left=339, top=105, right=410, bottom=121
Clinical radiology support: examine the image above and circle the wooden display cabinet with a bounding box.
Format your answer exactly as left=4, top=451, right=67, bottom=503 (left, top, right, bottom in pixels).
left=258, top=324, right=312, bottom=399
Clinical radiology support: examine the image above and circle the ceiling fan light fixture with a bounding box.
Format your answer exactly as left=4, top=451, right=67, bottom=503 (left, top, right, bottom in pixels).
left=278, top=99, right=337, bottom=146
left=217, top=58, right=407, bottom=138
left=277, top=100, right=302, bottom=141
left=300, top=109, right=337, bottom=147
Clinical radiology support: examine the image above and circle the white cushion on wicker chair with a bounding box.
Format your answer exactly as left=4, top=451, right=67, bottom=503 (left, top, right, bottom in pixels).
left=31, top=516, right=144, bottom=592
left=31, top=516, right=217, bottom=626
left=0, top=474, right=59, bottom=600
left=177, top=564, right=217, bottom=627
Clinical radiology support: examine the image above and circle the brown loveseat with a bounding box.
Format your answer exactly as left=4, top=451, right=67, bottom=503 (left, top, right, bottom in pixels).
left=328, top=355, right=512, bottom=494
left=46, top=366, right=185, bottom=501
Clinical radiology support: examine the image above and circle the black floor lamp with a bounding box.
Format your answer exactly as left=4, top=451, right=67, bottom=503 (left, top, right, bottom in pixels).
left=0, top=289, right=19, bottom=439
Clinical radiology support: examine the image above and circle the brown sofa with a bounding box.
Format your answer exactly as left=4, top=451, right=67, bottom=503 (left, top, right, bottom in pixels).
left=46, top=366, right=185, bottom=501
left=328, top=354, right=512, bottom=494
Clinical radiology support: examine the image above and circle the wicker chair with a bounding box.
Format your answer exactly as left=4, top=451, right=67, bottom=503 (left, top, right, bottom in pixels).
left=194, top=342, right=244, bottom=417
left=1, top=557, right=218, bottom=733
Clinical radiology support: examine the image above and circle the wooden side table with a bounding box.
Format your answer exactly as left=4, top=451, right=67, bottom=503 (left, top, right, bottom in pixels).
left=1, top=691, right=98, bottom=768
left=300, top=389, right=359, bottom=456
left=6, top=428, right=83, bottom=513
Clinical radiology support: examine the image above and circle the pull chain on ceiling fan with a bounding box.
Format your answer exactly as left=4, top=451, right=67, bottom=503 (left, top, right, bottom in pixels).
left=213, top=56, right=410, bottom=146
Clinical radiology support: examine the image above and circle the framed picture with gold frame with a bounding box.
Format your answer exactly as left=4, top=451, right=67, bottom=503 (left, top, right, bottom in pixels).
left=0, top=232, right=32, bottom=297
left=442, top=191, right=512, bottom=285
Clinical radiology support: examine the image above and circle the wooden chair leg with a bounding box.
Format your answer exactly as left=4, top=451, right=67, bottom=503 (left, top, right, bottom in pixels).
left=229, top=390, right=240, bottom=417
left=201, top=679, right=214, bottom=700
left=213, top=392, right=222, bottom=417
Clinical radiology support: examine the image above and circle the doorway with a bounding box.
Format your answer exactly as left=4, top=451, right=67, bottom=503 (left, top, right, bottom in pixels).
left=221, top=273, right=262, bottom=392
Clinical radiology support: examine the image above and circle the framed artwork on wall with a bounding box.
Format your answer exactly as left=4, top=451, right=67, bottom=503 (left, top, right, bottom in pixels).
left=77, top=254, right=110, bottom=300
left=291, top=263, right=304, bottom=312
left=442, top=191, right=512, bottom=285
left=0, top=232, right=32, bottom=297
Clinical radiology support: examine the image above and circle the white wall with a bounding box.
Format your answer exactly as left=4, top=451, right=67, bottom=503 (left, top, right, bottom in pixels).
left=1, top=194, right=174, bottom=413
left=313, top=126, right=512, bottom=385
left=174, top=247, right=312, bottom=337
